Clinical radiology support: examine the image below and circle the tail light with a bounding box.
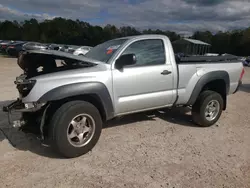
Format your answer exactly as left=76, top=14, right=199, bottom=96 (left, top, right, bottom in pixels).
left=240, top=68, right=245, bottom=81
left=2, top=45, right=6, bottom=48
left=9, top=46, right=15, bottom=49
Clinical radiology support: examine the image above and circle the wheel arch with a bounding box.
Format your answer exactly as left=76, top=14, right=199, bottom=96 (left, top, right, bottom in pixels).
left=38, top=82, right=114, bottom=121
left=187, top=71, right=230, bottom=110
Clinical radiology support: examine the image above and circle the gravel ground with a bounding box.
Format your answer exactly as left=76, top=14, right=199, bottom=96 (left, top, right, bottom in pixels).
left=0, top=57, right=249, bottom=188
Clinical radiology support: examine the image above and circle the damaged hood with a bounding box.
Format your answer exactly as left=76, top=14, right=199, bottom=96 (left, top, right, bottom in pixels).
left=17, top=49, right=105, bottom=71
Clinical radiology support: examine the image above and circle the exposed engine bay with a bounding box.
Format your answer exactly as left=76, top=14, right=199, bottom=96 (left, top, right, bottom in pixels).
left=17, top=50, right=96, bottom=78
left=15, top=50, right=98, bottom=98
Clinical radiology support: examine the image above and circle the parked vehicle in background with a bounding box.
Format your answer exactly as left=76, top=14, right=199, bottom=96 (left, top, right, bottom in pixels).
left=59, top=45, right=67, bottom=52
left=22, top=42, right=48, bottom=51
left=204, top=53, right=219, bottom=56
left=3, top=34, right=245, bottom=158
left=67, top=45, right=80, bottom=53
left=48, top=43, right=63, bottom=51
left=73, top=46, right=92, bottom=56
left=6, top=41, right=27, bottom=57
left=0, top=40, right=15, bottom=53
left=59, top=45, right=80, bottom=53
left=242, top=57, right=250, bottom=67
left=0, top=40, right=13, bottom=45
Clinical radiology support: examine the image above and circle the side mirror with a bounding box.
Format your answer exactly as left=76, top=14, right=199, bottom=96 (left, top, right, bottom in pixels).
left=115, top=53, right=136, bottom=69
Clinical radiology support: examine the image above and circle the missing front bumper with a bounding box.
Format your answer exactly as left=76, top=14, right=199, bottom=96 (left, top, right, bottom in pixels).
left=2, top=99, right=23, bottom=125
left=2, top=99, right=24, bottom=112
left=2, top=99, right=49, bottom=140
left=2, top=99, right=46, bottom=113
left=2, top=99, right=46, bottom=125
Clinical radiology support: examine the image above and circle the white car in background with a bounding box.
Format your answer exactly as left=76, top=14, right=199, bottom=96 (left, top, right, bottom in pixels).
left=73, top=46, right=92, bottom=56
left=204, top=53, right=219, bottom=56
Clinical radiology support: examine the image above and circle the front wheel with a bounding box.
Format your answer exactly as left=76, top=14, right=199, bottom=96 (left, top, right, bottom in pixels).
left=49, top=101, right=102, bottom=158
left=192, top=90, right=223, bottom=127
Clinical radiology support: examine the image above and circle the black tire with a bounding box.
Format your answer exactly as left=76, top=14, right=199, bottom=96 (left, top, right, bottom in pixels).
left=78, top=54, right=84, bottom=56
left=192, top=90, right=223, bottom=127
left=49, top=100, right=102, bottom=158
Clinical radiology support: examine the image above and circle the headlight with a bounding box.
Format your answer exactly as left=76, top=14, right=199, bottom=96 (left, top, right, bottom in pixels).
left=15, top=79, right=36, bottom=98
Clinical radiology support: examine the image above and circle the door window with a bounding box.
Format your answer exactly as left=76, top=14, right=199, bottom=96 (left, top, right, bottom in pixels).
left=120, top=39, right=166, bottom=67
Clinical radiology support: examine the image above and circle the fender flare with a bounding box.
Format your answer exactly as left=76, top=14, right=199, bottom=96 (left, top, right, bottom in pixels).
left=187, top=71, right=230, bottom=105
left=38, top=82, right=114, bottom=120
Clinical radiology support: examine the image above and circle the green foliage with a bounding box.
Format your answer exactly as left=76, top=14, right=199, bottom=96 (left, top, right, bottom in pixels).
left=0, top=18, right=181, bottom=45
left=0, top=17, right=249, bottom=56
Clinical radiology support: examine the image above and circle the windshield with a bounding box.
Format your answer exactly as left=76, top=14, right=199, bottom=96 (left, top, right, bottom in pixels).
left=85, top=39, right=128, bottom=63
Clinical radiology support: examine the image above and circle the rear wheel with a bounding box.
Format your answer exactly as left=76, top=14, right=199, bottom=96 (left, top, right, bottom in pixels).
left=192, top=90, right=223, bottom=127
left=49, top=100, right=102, bottom=158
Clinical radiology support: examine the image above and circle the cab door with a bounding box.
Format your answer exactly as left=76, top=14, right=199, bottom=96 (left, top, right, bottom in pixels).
left=112, top=38, right=175, bottom=114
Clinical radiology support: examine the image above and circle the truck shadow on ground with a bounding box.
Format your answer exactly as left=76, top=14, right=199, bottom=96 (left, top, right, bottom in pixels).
left=239, top=84, right=250, bottom=93
left=0, top=100, right=199, bottom=159
left=105, top=107, right=197, bottom=129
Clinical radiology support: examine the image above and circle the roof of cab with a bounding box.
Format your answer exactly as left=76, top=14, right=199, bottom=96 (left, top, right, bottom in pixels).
left=112, top=34, right=170, bottom=41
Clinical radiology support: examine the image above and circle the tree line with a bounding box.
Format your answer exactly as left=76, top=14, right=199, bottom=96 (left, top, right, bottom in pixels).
left=0, top=17, right=249, bottom=56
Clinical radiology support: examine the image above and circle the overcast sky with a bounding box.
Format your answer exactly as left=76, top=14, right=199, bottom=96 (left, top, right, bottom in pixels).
left=0, top=0, right=250, bottom=35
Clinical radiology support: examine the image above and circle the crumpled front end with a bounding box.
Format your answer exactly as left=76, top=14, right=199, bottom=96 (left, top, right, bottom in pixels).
left=2, top=97, right=48, bottom=139
left=2, top=73, right=48, bottom=138
left=2, top=49, right=109, bottom=139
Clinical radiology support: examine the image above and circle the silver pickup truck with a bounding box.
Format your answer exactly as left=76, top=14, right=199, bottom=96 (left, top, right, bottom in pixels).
left=3, top=34, right=245, bottom=158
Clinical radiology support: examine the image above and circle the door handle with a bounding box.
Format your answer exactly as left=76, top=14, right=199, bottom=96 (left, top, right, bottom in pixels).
left=161, top=70, right=172, bottom=75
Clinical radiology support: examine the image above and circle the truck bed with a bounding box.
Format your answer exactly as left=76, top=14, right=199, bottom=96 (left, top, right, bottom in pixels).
left=176, top=54, right=240, bottom=63
left=176, top=60, right=243, bottom=105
